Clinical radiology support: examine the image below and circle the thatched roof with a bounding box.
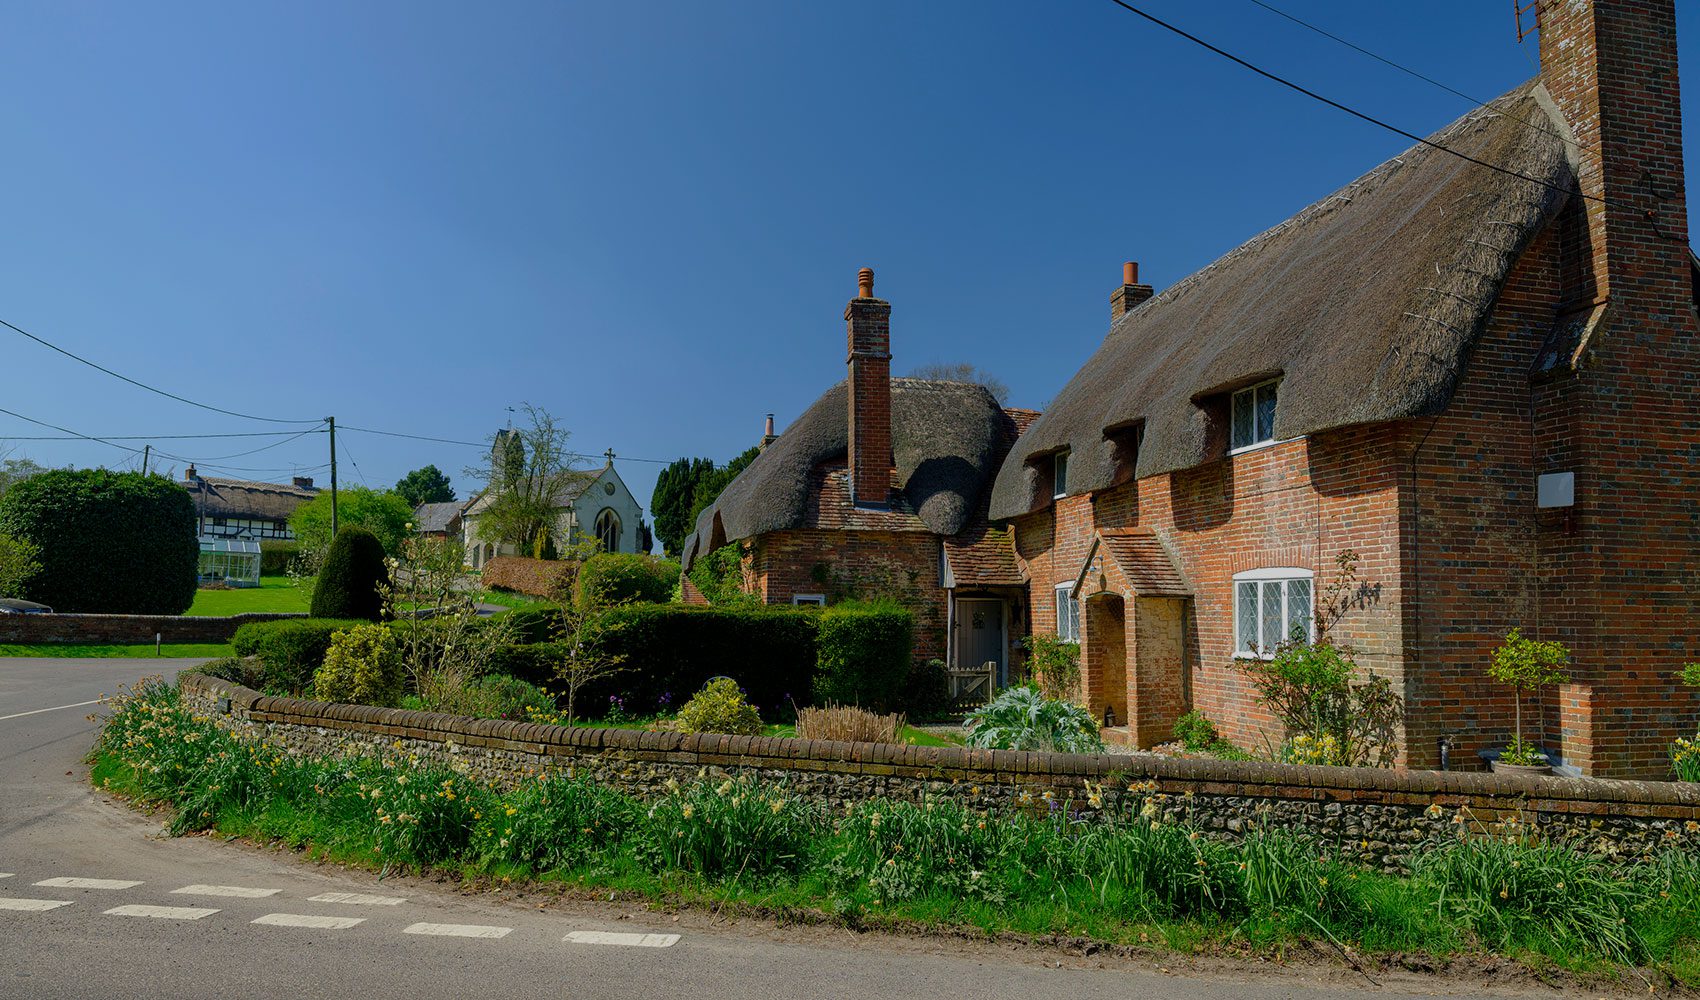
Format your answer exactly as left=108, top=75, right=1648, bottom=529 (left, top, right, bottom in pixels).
left=990, top=82, right=1577, bottom=519
left=683, top=379, right=1009, bottom=568
left=181, top=476, right=317, bottom=522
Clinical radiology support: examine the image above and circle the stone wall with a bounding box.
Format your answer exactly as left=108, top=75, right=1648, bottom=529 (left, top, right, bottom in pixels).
left=180, top=673, right=1700, bottom=870
left=1, top=612, right=303, bottom=645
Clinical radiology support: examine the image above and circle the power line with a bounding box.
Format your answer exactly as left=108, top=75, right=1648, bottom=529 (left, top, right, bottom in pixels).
left=337, top=423, right=681, bottom=465
left=149, top=426, right=326, bottom=465
left=0, top=405, right=325, bottom=476
left=0, top=405, right=146, bottom=457
left=1242, top=0, right=1601, bottom=170
left=1101, top=0, right=1612, bottom=210
left=0, top=429, right=326, bottom=442
left=0, top=315, right=323, bottom=425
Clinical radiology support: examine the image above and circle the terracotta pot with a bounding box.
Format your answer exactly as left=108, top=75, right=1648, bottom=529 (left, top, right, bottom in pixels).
left=1490, top=759, right=1553, bottom=777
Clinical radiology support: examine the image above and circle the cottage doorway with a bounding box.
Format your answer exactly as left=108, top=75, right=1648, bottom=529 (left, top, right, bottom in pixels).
left=955, top=598, right=1007, bottom=688
left=1084, top=593, right=1128, bottom=731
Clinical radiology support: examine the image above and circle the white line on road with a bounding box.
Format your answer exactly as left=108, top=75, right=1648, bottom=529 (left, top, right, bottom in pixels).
left=307, top=892, right=405, bottom=906
left=0, top=873, right=12, bottom=879
left=0, top=898, right=72, bottom=912
left=564, top=930, right=680, bottom=948
left=403, top=922, right=512, bottom=939
left=252, top=913, right=365, bottom=929
left=34, top=878, right=143, bottom=890
left=172, top=884, right=281, bottom=899
left=105, top=904, right=220, bottom=920
left=0, top=699, right=104, bottom=722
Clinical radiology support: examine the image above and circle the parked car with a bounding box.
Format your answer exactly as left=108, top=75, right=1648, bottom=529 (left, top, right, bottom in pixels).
left=0, top=598, right=53, bottom=614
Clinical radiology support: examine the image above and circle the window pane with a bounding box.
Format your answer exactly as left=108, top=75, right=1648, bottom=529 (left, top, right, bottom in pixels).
left=1236, top=581, right=1258, bottom=653
left=1054, top=453, right=1068, bottom=497
left=1286, top=578, right=1312, bottom=644
left=1255, top=382, right=1278, bottom=443
left=1261, top=580, right=1285, bottom=652
left=1231, top=390, right=1253, bottom=449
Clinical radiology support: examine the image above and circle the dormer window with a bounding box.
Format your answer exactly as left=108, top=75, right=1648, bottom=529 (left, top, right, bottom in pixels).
left=1231, top=378, right=1280, bottom=452
left=1052, top=452, right=1069, bottom=499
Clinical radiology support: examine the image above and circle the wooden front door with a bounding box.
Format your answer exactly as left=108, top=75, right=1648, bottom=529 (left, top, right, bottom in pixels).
left=955, top=598, right=1007, bottom=687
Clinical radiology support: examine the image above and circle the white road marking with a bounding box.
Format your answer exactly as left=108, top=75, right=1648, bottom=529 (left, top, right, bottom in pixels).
left=105, top=904, right=219, bottom=920
left=172, top=884, right=281, bottom=899
left=0, top=898, right=72, bottom=912
left=564, top=930, right=680, bottom=948
left=33, top=878, right=143, bottom=890
left=306, top=891, right=405, bottom=906
left=252, top=913, right=365, bottom=929
left=0, top=873, right=12, bottom=879
left=403, top=922, right=512, bottom=939
left=0, top=699, right=103, bottom=722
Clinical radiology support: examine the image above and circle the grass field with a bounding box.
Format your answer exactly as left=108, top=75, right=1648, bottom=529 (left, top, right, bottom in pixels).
left=0, top=642, right=232, bottom=658
left=186, top=576, right=310, bottom=616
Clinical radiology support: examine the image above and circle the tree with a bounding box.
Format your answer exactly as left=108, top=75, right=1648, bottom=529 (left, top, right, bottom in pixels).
left=650, top=457, right=715, bottom=557
left=907, top=362, right=1010, bottom=404
left=469, top=404, right=585, bottom=559
left=688, top=446, right=760, bottom=526
left=1488, top=628, right=1570, bottom=757
left=393, top=465, right=455, bottom=507
left=0, top=456, right=48, bottom=499
left=288, top=487, right=415, bottom=562
left=0, top=532, right=40, bottom=599
left=0, top=468, right=197, bottom=614
left=310, top=527, right=390, bottom=621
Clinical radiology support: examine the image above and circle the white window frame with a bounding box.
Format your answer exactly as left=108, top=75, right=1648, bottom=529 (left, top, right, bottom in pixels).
left=1052, top=452, right=1069, bottom=500
left=792, top=594, right=826, bottom=607
left=1053, top=583, right=1080, bottom=643
left=1229, top=377, right=1281, bottom=454
left=1232, top=567, right=1314, bottom=659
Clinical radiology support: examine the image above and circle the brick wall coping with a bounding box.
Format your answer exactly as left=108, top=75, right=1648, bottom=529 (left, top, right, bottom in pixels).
left=180, top=674, right=1700, bottom=809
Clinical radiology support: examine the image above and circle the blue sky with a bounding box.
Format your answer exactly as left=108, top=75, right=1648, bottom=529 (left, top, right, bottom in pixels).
left=2, top=1, right=1696, bottom=524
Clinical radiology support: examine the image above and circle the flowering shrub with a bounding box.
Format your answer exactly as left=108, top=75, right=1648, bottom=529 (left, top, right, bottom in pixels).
left=1020, top=633, right=1081, bottom=701
left=1238, top=640, right=1402, bottom=767
left=674, top=677, right=762, bottom=736
left=314, top=623, right=405, bottom=707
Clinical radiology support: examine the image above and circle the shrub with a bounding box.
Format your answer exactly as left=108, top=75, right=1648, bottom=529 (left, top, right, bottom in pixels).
left=574, top=552, right=679, bottom=609
left=1173, top=710, right=1219, bottom=751
left=481, top=555, right=577, bottom=599
left=0, top=468, right=197, bottom=614
left=1488, top=628, right=1570, bottom=765
left=1022, top=633, right=1081, bottom=701
left=497, top=606, right=565, bottom=644
left=1238, top=640, right=1402, bottom=767
left=686, top=542, right=756, bottom=606
left=310, top=528, right=390, bottom=621
left=232, top=618, right=366, bottom=695
left=469, top=674, right=554, bottom=722
left=813, top=602, right=914, bottom=711
left=177, top=655, right=265, bottom=689
left=313, top=623, right=404, bottom=707
left=965, top=685, right=1104, bottom=754
left=900, top=658, right=951, bottom=720
left=580, top=604, right=818, bottom=714
left=795, top=704, right=906, bottom=744
left=675, top=677, right=762, bottom=736
left=259, top=540, right=299, bottom=576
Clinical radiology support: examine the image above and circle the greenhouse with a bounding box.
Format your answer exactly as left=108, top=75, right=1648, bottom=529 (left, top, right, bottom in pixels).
left=197, top=536, right=261, bottom=587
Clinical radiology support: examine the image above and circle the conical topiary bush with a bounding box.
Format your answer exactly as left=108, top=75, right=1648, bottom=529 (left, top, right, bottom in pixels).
left=310, top=527, right=390, bottom=621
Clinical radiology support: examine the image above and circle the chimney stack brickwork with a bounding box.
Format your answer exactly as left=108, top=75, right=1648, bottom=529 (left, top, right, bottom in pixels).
left=845, top=268, right=894, bottom=507
left=1111, top=260, right=1155, bottom=320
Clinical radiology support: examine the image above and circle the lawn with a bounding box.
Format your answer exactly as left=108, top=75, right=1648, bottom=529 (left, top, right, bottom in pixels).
left=0, top=642, right=232, bottom=658
left=186, top=576, right=310, bottom=616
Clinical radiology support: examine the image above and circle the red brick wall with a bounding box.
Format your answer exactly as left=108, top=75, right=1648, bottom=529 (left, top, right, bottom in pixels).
left=0, top=612, right=303, bottom=645
left=846, top=295, right=894, bottom=507
left=751, top=528, right=945, bottom=660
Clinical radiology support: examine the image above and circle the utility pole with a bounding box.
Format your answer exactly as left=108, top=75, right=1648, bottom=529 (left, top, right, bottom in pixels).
left=327, top=417, right=339, bottom=536
left=141, top=444, right=150, bottom=476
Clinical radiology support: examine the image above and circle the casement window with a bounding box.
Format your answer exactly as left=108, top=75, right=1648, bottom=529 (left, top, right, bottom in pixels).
left=1054, top=583, right=1081, bottom=643
left=792, top=594, right=826, bottom=607
left=1230, top=378, right=1280, bottom=452
left=1233, top=567, right=1313, bottom=658
left=1052, top=452, right=1069, bottom=499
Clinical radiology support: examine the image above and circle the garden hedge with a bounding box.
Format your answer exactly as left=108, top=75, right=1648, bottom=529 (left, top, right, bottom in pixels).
left=814, top=603, right=916, bottom=712
left=233, top=617, right=366, bottom=695
left=481, top=556, right=576, bottom=599
left=259, top=540, right=299, bottom=576
left=0, top=469, right=197, bottom=614
left=310, top=527, right=389, bottom=621
left=573, top=553, right=679, bottom=609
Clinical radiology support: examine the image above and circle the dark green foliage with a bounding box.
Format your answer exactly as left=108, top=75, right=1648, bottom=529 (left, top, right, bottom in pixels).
left=650, top=457, right=715, bottom=558
left=900, top=658, right=952, bottom=720
left=580, top=604, right=819, bottom=715
left=178, top=656, right=265, bottom=689
left=688, top=446, right=759, bottom=526
left=1173, top=710, right=1219, bottom=751
left=494, top=606, right=564, bottom=644
left=259, top=540, right=299, bottom=575
left=393, top=465, right=455, bottom=506
left=0, top=468, right=197, bottom=614
left=686, top=542, right=755, bottom=606
left=574, top=552, right=679, bottom=609
left=469, top=674, right=554, bottom=721
left=310, top=528, right=389, bottom=621
left=482, top=642, right=564, bottom=689
left=813, top=603, right=915, bottom=712
left=232, top=618, right=366, bottom=695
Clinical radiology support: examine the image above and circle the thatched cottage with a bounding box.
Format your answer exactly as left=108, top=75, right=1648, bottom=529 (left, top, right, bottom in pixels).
left=991, top=0, right=1699, bottom=777
left=180, top=465, right=318, bottom=541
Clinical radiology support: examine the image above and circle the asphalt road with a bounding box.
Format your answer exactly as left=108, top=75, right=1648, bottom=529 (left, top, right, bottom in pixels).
left=0, top=658, right=1547, bottom=1000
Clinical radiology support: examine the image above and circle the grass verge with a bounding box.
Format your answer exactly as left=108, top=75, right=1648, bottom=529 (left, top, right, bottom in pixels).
left=1, top=642, right=232, bottom=658
left=90, top=677, right=1700, bottom=991
left=186, top=576, right=309, bottom=616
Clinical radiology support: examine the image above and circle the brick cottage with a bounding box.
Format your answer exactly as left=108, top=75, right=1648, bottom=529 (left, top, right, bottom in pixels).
left=687, top=0, right=1700, bottom=779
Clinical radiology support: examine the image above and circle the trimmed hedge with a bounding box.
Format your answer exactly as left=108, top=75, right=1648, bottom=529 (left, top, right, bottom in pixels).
left=233, top=617, right=366, bottom=695
left=814, top=604, right=915, bottom=712
left=574, top=553, right=679, bottom=609
left=259, top=540, right=299, bottom=576
left=482, top=556, right=576, bottom=599
left=310, top=528, right=389, bottom=621
left=496, top=606, right=564, bottom=645
left=0, top=469, right=197, bottom=614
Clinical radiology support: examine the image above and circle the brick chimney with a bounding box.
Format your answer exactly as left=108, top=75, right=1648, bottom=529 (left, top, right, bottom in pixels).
left=759, top=413, right=778, bottom=451
left=1110, top=261, right=1154, bottom=321
left=185, top=464, right=198, bottom=481
left=1538, top=0, right=1690, bottom=309
left=845, top=267, right=893, bottom=507
left=293, top=476, right=315, bottom=490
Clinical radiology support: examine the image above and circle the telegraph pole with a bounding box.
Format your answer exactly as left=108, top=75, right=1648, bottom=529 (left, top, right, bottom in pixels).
left=327, top=417, right=339, bottom=536
left=141, top=444, right=150, bottom=476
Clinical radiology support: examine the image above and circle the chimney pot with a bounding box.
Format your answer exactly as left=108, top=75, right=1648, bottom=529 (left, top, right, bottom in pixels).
left=764, top=414, right=775, bottom=436
left=185, top=464, right=198, bottom=481
left=1111, top=259, right=1155, bottom=321
left=857, top=267, right=875, bottom=299
left=1123, top=261, right=1138, bottom=285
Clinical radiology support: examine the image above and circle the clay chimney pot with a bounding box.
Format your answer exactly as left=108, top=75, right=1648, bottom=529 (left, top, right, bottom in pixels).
left=857, top=267, right=875, bottom=299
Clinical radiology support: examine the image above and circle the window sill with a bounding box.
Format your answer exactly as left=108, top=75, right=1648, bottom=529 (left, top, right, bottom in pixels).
left=1228, top=437, right=1293, bottom=457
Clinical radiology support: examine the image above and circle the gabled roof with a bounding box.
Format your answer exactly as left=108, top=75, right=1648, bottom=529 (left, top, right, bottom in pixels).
left=1073, top=529, right=1190, bottom=599
left=413, top=500, right=465, bottom=534
left=683, top=379, right=1012, bottom=568
left=182, top=476, right=317, bottom=522
left=991, top=82, right=1577, bottom=519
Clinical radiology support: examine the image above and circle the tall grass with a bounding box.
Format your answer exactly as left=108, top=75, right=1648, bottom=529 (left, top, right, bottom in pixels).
left=91, top=677, right=1700, bottom=986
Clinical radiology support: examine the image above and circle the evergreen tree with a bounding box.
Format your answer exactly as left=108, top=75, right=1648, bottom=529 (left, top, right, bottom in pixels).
left=310, top=527, right=390, bottom=621
left=650, top=456, right=714, bottom=557
left=393, top=465, right=455, bottom=506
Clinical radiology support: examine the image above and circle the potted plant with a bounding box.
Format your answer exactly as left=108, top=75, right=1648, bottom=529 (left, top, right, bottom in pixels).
left=1487, top=628, right=1570, bottom=776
